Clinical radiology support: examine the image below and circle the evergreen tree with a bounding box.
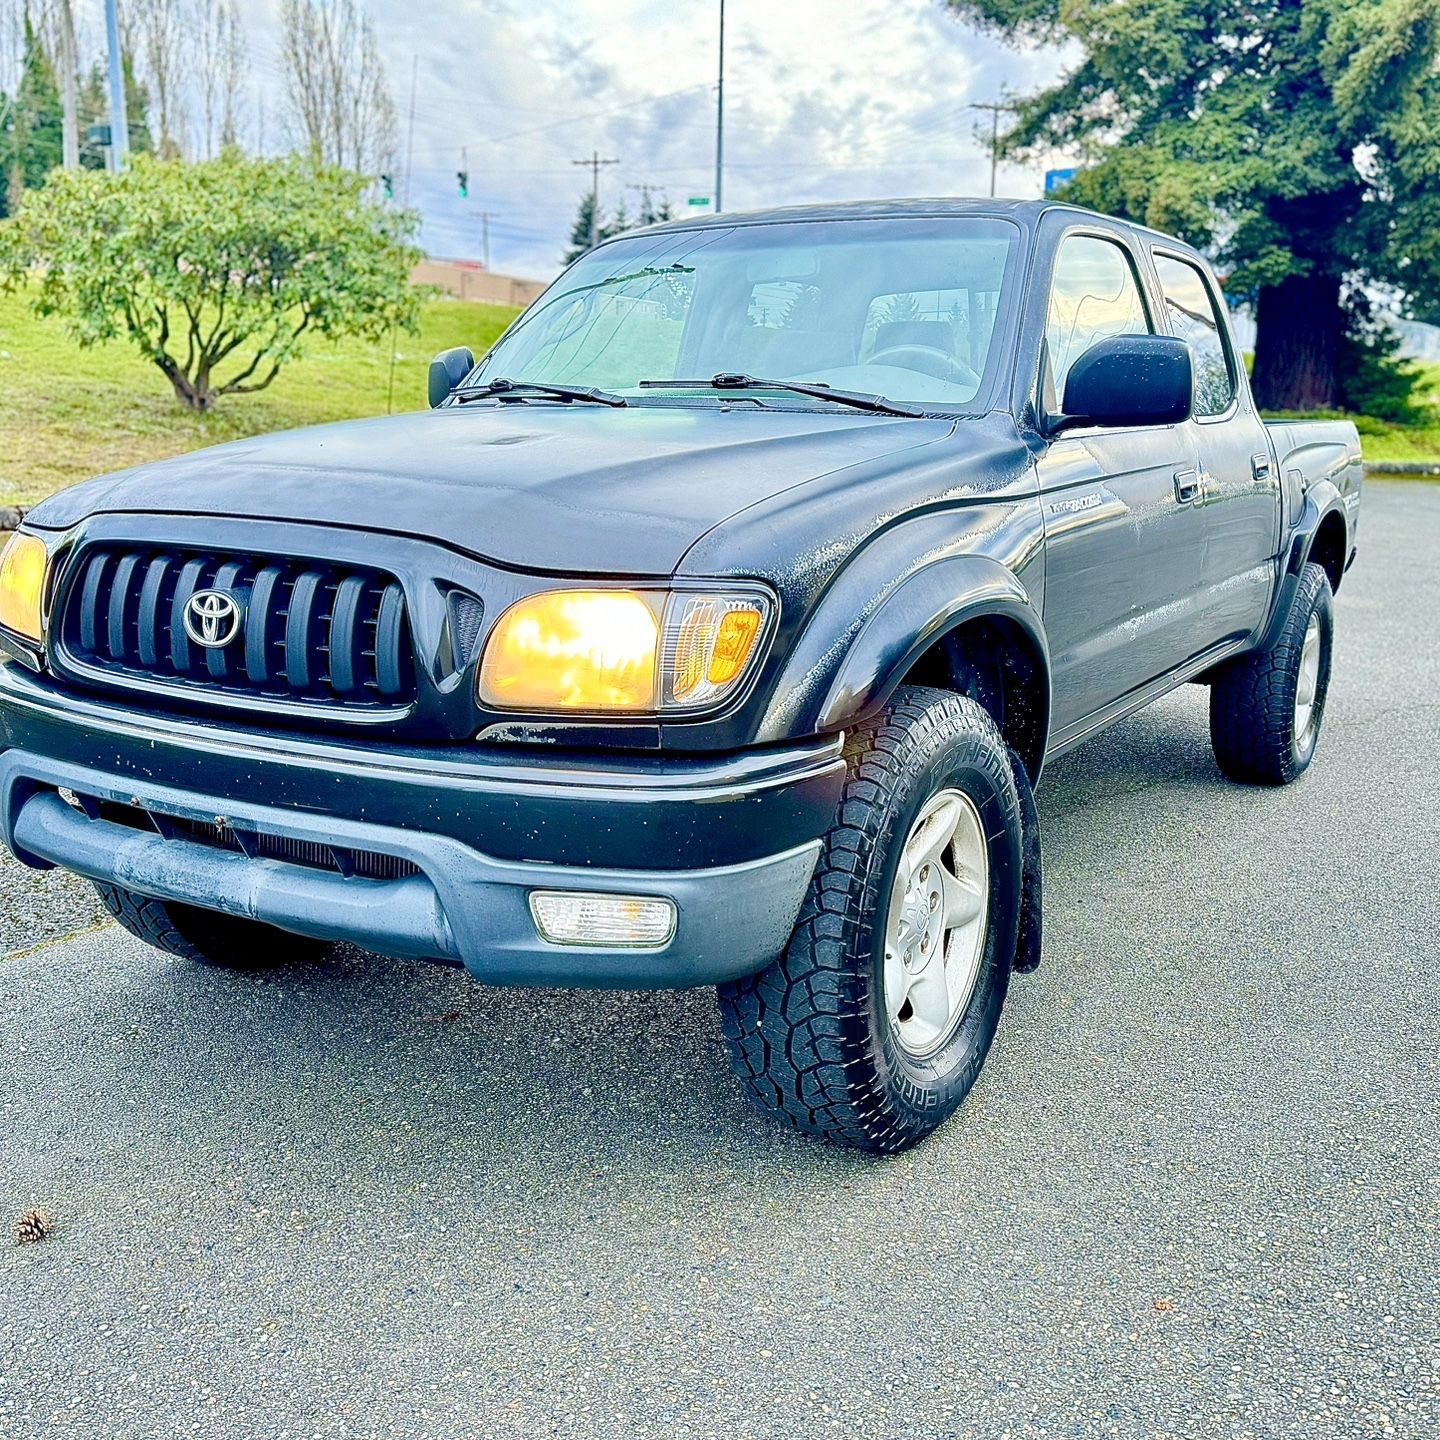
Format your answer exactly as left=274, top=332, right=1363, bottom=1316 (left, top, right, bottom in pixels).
left=946, top=0, right=1440, bottom=411
left=563, top=190, right=602, bottom=264
left=600, top=200, right=631, bottom=241
left=78, top=60, right=154, bottom=172
left=1, top=19, right=64, bottom=218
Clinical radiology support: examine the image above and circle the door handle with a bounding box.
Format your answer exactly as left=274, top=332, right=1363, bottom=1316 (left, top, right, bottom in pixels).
left=1251, top=452, right=1273, bottom=481
left=1173, top=468, right=1200, bottom=504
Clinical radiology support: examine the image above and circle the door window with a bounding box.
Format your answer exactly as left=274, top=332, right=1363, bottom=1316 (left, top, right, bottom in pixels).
left=1045, top=234, right=1152, bottom=401
left=1154, top=253, right=1236, bottom=416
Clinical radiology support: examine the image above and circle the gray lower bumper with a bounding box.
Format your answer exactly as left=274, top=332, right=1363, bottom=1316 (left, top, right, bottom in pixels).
left=1, top=750, right=821, bottom=988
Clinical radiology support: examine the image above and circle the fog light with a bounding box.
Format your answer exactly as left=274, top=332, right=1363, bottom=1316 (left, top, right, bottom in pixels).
left=529, top=891, right=677, bottom=949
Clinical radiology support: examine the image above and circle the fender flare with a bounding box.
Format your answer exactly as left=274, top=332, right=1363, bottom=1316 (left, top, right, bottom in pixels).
left=760, top=554, right=1052, bottom=778
left=1256, top=483, right=1349, bottom=653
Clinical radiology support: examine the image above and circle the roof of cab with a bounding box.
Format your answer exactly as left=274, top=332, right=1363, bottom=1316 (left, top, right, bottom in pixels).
left=633, top=196, right=1084, bottom=232
left=622, top=195, right=1192, bottom=254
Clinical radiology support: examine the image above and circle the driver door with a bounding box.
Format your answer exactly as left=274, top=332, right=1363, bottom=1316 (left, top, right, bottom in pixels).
left=1036, top=228, right=1210, bottom=737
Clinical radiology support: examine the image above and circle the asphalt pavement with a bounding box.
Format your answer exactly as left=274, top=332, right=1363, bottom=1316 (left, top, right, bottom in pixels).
left=2, top=481, right=1437, bottom=1440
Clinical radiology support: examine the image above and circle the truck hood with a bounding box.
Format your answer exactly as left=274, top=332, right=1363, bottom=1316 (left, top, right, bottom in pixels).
left=31, top=405, right=956, bottom=575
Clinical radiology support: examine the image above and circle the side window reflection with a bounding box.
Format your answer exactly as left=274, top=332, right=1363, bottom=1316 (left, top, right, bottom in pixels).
left=1045, top=234, right=1153, bottom=401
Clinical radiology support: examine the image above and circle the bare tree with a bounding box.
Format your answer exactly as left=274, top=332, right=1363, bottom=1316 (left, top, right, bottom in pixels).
left=217, top=2, right=245, bottom=150
left=280, top=0, right=396, bottom=175
left=0, top=0, right=22, bottom=98
left=195, top=0, right=246, bottom=156
left=124, top=0, right=190, bottom=158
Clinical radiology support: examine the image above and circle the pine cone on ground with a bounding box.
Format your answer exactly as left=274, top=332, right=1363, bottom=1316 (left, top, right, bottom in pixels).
left=14, top=1207, right=53, bottom=1244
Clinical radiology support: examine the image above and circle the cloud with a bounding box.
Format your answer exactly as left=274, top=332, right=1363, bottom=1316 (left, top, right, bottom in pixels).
left=68, top=0, right=1071, bottom=280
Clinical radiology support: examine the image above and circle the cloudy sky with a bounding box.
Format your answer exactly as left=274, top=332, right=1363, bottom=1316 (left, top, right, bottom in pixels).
left=55, top=0, right=1073, bottom=280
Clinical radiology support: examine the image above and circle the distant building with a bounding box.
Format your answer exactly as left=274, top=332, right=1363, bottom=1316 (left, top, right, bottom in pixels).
left=412, top=259, right=547, bottom=309
left=1391, top=318, right=1440, bottom=363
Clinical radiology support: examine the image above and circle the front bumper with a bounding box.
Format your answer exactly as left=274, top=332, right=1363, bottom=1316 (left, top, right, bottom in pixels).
left=0, top=665, right=844, bottom=987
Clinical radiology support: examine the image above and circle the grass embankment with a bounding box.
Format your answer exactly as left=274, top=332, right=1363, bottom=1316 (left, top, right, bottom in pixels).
left=0, top=289, right=520, bottom=510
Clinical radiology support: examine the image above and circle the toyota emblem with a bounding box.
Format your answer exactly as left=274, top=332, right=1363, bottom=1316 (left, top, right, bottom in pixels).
left=183, top=589, right=243, bottom=649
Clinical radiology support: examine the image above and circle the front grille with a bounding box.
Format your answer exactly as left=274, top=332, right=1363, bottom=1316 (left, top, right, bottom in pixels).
left=59, top=544, right=415, bottom=710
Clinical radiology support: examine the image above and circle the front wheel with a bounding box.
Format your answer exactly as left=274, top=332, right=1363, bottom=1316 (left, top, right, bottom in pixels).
left=718, top=686, right=1024, bottom=1154
left=1209, top=561, right=1334, bottom=786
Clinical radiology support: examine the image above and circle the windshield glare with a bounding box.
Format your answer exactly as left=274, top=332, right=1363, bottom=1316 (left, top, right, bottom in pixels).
left=473, top=217, right=1021, bottom=409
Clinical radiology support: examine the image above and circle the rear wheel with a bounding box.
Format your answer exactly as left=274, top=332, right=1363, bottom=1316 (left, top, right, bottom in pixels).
left=718, top=686, right=1024, bottom=1154
left=94, top=883, right=333, bottom=969
left=1209, top=561, right=1334, bottom=785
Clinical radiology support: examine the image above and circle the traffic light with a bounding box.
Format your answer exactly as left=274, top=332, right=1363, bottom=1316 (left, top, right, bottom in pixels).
left=457, top=170, right=469, bottom=199
left=380, top=172, right=393, bottom=198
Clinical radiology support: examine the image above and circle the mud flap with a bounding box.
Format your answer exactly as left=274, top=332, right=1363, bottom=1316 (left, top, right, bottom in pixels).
left=1007, top=746, right=1042, bottom=974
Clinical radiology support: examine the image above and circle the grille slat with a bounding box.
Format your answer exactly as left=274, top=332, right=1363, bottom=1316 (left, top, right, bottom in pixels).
left=170, top=558, right=207, bottom=673
left=136, top=556, right=170, bottom=668
left=284, top=571, right=322, bottom=692
left=61, top=545, right=415, bottom=713
left=246, top=566, right=282, bottom=684
left=107, top=553, right=139, bottom=661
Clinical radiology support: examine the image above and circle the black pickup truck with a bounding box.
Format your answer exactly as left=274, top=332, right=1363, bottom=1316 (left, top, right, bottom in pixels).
left=0, top=199, right=1360, bottom=1152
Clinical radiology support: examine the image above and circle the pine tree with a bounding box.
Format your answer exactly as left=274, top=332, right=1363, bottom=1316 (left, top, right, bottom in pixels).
left=601, top=201, right=631, bottom=242
left=1, top=20, right=64, bottom=218
left=563, top=190, right=602, bottom=265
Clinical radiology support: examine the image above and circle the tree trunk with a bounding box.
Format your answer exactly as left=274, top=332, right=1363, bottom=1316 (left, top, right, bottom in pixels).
left=154, top=356, right=212, bottom=411
left=1250, top=273, right=1344, bottom=412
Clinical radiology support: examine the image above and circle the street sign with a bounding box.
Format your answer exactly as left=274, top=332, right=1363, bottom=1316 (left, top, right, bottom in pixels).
left=1044, top=168, right=1078, bottom=194
left=687, top=196, right=711, bottom=208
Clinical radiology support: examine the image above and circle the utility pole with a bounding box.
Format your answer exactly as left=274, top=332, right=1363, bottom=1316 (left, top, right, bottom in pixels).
left=477, top=211, right=496, bottom=269
left=627, top=181, right=665, bottom=225
left=58, top=0, right=79, bottom=169
left=104, top=0, right=129, bottom=170
left=968, top=101, right=1015, bottom=198
left=714, top=0, right=726, bottom=213
left=572, top=150, right=619, bottom=250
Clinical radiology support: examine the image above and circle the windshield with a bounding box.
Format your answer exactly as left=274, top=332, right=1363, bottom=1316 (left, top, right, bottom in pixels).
left=471, top=216, right=1022, bottom=409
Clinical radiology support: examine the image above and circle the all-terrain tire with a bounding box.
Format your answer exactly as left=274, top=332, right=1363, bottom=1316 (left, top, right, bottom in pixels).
left=94, top=883, right=333, bottom=968
left=1209, top=561, right=1334, bottom=786
left=717, top=686, right=1025, bottom=1154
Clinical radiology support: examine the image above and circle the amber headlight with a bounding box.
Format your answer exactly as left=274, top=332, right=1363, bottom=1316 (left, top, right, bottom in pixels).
left=0, top=531, right=50, bottom=644
left=478, top=587, right=773, bottom=714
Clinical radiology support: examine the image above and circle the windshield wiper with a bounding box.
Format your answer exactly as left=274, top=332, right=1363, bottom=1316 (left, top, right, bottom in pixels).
left=451, top=377, right=628, bottom=408
left=638, top=373, right=924, bottom=418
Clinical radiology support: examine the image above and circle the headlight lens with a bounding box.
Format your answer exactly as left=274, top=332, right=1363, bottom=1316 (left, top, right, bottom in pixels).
left=478, top=587, right=771, bottom=714
left=0, top=532, right=49, bottom=643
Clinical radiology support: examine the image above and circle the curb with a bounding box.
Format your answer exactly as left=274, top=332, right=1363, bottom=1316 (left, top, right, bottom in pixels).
left=1364, top=461, right=1440, bottom=476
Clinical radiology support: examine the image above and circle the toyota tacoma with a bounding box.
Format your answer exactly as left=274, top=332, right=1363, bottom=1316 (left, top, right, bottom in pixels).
left=0, top=200, right=1361, bottom=1152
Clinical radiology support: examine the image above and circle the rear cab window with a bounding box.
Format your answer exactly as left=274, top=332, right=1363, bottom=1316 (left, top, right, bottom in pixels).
left=1153, top=252, right=1237, bottom=417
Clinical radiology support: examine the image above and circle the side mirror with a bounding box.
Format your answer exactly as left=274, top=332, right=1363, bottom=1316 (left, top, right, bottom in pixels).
left=428, top=346, right=476, bottom=408
left=1052, top=334, right=1192, bottom=433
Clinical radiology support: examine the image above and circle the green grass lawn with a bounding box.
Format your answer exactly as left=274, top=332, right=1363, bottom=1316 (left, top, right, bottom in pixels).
left=2, top=292, right=1437, bottom=510
left=0, top=289, right=520, bottom=510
